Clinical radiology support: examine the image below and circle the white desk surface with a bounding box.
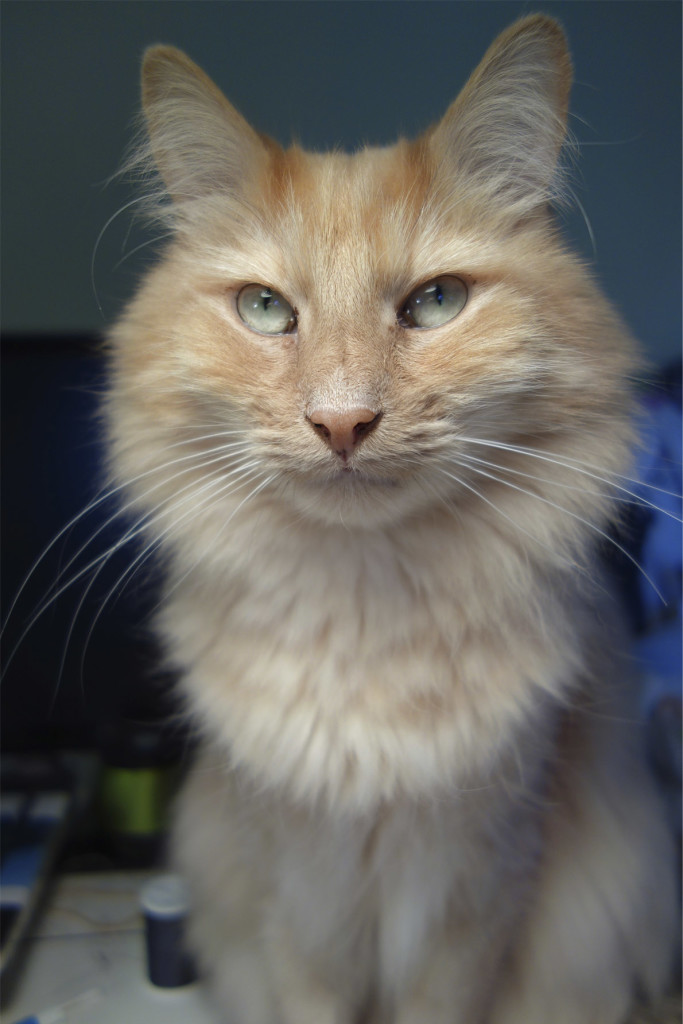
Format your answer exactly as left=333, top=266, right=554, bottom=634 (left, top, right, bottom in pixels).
left=2, top=871, right=217, bottom=1024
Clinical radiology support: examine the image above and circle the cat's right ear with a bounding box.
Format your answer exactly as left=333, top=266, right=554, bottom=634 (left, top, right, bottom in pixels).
left=141, top=46, right=270, bottom=202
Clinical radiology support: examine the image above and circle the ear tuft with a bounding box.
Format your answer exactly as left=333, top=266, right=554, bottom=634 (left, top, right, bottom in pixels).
left=430, top=15, right=573, bottom=214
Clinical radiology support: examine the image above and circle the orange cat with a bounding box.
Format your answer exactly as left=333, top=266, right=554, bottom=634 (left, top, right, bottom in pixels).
left=106, top=16, right=677, bottom=1023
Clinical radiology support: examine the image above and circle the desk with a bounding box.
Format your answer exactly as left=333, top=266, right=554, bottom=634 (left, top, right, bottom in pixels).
left=2, top=872, right=216, bottom=1023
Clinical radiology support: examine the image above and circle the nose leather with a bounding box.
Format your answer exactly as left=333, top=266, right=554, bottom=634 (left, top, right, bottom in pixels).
left=307, top=408, right=381, bottom=460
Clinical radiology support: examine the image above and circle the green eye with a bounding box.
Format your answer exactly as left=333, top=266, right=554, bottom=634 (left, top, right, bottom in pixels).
left=237, top=284, right=297, bottom=335
left=399, top=276, right=468, bottom=330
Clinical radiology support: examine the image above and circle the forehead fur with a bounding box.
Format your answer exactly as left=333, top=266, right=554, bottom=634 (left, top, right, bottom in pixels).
left=255, top=140, right=435, bottom=300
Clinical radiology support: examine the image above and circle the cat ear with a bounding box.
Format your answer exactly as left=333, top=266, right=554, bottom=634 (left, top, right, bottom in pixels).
left=140, top=45, right=270, bottom=202
left=430, top=15, right=572, bottom=214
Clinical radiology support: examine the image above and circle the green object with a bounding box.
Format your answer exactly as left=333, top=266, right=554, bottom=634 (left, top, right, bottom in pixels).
left=100, top=765, right=175, bottom=836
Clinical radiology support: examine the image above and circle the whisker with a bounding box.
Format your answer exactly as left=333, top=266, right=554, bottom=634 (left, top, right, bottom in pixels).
left=2, top=447, right=258, bottom=680
left=76, top=466, right=276, bottom=681
left=436, top=466, right=584, bottom=575
left=57, top=459, right=268, bottom=694
left=111, top=231, right=174, bottom=272
left=3, top=433, right=251, bottom=630
left=91, top=191, right=166, bottom=318
left=456, top=458, right=666, bottom=603
left=454, top=449, right=678, bottom=520
left=458, top=436, right=682, bottom=514
left=68, top=452, right=263, bottom=612
left=162, top=428, right=249, bottom=449
left=153, top=470, right=278, bottom=611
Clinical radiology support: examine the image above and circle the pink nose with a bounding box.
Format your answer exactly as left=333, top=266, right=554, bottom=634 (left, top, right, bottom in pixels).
left=307, top=408, right=381, bottom=460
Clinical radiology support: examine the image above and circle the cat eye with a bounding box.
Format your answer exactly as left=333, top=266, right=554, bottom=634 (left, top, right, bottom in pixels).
left=398, top=276, right=468, bottom=330
left=236, top=284, right=297, bottom=335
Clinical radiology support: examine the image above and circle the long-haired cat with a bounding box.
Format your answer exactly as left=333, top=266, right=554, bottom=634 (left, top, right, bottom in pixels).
left=106, top=15, right=678, bottom=1024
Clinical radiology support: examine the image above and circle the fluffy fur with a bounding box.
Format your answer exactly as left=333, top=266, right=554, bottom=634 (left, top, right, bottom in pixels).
left=106, top=16, right=678, bottom=1023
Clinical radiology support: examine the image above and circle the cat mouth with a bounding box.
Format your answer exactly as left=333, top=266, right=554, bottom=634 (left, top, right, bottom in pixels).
left=289, top=459, right=404, bottom=494
left=329, top=467, right=399, bottom=488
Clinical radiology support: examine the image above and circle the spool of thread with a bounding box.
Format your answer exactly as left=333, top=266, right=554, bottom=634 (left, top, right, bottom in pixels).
left=139, top=873, right=197, bottom=988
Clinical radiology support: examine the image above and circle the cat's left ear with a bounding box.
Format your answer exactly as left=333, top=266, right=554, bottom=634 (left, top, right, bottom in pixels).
left=430, top=15, right=572, bottom=215
left=140, top=45, right=271, bottom=203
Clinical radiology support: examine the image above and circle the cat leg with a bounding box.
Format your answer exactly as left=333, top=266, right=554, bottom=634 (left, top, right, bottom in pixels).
left=205, top=942, right=281, bottom=1024
left=392, top=914, right=512, bottom=1024
left=176, top=855, right=282, bottom=1024
left=376, top=791, right=538, bottom=1024
left=263, top=916, right=361, bottom=1024
left=489, top=718, right=678, bottom=1024
left=173, top=752, right=372, bottom=1024
left=171, top=758, right=283, bottom=1024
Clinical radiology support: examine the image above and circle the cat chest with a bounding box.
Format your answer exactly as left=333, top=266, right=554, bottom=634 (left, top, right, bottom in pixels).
left=270, top=795, right=511, bottom=1000
left=163, top=545, right=562, bottom=806
left=174, top=610, right=528, bottom=810
left=164, top=534, right=461, bottom=684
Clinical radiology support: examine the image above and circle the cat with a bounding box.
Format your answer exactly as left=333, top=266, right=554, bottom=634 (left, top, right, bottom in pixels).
left=105, top=14, right=678, bottom=1024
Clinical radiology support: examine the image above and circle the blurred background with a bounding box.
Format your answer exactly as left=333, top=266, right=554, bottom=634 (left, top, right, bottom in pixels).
left=2, top=0, right=681, bottom=753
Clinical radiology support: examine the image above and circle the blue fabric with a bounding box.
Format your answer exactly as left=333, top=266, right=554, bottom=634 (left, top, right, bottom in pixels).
left=632, top=383, right=682, bottom=713
left=622, top=370, right=682, bottom=810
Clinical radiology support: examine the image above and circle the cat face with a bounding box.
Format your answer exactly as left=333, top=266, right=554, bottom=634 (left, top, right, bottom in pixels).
left=108, top=16, right=635, bottom=544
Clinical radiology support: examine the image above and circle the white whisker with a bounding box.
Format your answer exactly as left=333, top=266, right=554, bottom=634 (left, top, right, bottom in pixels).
left=6, top=443, right=252, bottom=633
left=455, top=457, right=666, bottom=603
left=76, top=463, right=274, bottom=682
left=2, top=433, right=257, bottom=680
left=91, top=192, right=166, bottom=318
left=1, top=428, right=250, bottom=638
left=455, top=449, right=678, bottom=519
left=155, top=470, right=279, bottom=610
left=436, top=466, right=583, bottom=574
left=458, top=435, right=682, bottom=510
left=112, top=231, right=174, bottom=272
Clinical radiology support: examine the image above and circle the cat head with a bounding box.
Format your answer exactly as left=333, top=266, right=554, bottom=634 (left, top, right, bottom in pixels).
left=108, top=15, right=634, bottom=544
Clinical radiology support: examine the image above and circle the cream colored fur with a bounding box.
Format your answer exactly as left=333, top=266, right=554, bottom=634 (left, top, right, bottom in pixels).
left=106, top=16, right=678, bottom=1024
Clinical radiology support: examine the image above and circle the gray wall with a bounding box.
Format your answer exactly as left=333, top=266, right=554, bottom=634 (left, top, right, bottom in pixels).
left=2, top=0, right=681, bottom=365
